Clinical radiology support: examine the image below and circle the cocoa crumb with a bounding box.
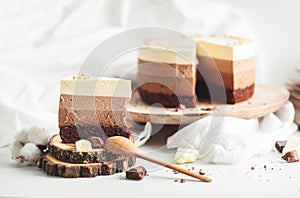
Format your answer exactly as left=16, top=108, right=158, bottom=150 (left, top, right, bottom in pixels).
left=199, top=169, right=205, bottom=175
left=173, top=170, right=179, bottom=174
left=175, top=104, right=186, bottom=111
left=174, top=178, right=186, bottom=183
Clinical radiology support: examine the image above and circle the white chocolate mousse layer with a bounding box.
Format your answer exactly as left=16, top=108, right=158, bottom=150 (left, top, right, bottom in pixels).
left=60, top=74, right=131, bottom=97
left=138, top=36, right=197, bottom=65
left=192, top=35, right=255, bottom=61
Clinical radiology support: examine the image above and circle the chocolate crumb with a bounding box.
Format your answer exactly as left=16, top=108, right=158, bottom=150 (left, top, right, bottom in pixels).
left=191, top=167, right=195, bottom=170
left=202, top=107, right=213, bottom=111
left=275, top=140, right=288, bottom=153
left=251, top=166, right=255, bottom=170
left=199, top=169, right=205, bottom=175
left=173, top=170, right=179, bottom=174
left=175, top=104, right=186, bottom=111
left=282, top=150, right=300, bottom=163
left=174, top=179, right=186, bottom=183
left=264, top=165, right=267, bottom=169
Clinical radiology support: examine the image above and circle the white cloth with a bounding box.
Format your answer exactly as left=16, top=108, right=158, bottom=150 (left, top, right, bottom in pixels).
left=0, top=0, right=258, bottom=146
left=167, top=101, right=298, bottom=164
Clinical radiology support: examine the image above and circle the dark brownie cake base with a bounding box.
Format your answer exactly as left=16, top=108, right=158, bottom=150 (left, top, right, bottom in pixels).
left=59, top=125, right=132, bottom=143
left=138, top=88, right=197, bottom=108
left=196, top=82, right=254, bottom=104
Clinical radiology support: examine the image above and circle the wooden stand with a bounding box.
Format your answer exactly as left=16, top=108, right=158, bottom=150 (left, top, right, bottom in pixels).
left=38, top=134, right=136, bottom=178
left=127, top=84, right=289, bottom=125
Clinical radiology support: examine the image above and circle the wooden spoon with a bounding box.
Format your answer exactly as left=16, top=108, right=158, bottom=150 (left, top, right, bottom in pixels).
left=103, top=136, right=212, bottom=182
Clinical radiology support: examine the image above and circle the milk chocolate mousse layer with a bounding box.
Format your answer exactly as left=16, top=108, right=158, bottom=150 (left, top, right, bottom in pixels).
left=138, top=59, right=197, bottom=107
left=59, top=75, right=131, bottom=143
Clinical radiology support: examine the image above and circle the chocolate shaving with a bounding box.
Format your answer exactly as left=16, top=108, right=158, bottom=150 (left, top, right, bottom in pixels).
left=282, top=150, right=300, bottom=163
left=88, top=136, right=104, bottom=148
left=275, top=140, right=287, bottom=153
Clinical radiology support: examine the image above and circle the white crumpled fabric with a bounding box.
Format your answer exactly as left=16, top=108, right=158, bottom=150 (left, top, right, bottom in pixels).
left=0, top=0, right=260, bottom=146
left=167, top=101, right=298, bottom=164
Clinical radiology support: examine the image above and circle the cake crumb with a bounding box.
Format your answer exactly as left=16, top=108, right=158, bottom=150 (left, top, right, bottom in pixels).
left=174, top=179, right=186, bottom=183
left=199, top=169, right=205, bottom=175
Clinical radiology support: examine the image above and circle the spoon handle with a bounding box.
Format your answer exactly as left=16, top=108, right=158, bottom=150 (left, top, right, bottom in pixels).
left=136, top=153, right=212, bottom=182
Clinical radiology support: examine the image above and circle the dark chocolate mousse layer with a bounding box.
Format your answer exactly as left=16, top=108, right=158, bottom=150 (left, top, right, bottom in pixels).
left=138, top=87, right=197, bottom=108
left=59, top=125, right=132, bottom=143
left=196, top=82, right=255, bottom=104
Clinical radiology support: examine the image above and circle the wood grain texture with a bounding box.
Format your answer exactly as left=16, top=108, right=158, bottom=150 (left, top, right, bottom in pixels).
left=38, top=153, right=136, bottom=178
left=127, top=84, right=289, bottom=124
left=48, top=134, right=126, bottom=164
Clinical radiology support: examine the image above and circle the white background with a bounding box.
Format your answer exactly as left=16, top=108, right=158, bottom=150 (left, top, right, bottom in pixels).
left=212, top=0, right=300, bottom=86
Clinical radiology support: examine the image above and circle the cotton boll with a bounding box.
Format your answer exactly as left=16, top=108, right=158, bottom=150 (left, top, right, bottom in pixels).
left=10, top=126, right=50, bottom=166
left=27, top=126, right=50, bottom=145
left=10, top=141, right=23, bottom=161
left=14, top=128, right=29, bottom=143
left=18, top=143, right=42, bottom=166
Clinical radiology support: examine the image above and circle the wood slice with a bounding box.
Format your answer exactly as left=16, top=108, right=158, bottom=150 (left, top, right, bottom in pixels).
left=38, top=153, right=136, bottom=178
left=48, top=134, right=126, bottom=164
left=127, top=84, right=289, bottom=124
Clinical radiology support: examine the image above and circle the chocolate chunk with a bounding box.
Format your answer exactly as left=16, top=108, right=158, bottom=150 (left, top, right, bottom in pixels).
left=88, top=136, right=104, bottom=148
left=275, top=140, right=287, bottom=153
left=282, top=150, right=300, bottom=163
left=199, top=169, right=205, bottom=175
left=126, top=166, right=147, bottom=180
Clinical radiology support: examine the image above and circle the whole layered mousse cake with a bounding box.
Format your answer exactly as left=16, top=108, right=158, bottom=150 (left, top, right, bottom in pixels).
left=59, top=74, right=132, bottom=143
left=193, top=35, right=256, bottom=104
left=137, top=36, right=198, bottom=108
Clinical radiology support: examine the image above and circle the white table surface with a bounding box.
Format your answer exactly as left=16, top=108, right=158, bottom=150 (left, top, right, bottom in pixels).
left=1, top=126, right=300, bottom=198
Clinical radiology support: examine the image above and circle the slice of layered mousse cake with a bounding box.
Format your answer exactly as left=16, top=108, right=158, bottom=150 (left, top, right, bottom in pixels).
left=193, top=35, right=256, bottom=104
left=137, top=36, right=198, bottom=108
left=59, top=74, right=132, bottom=143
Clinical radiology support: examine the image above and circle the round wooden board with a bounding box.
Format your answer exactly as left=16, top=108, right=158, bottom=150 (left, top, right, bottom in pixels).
left=126, top=84, right=290, bottom=125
